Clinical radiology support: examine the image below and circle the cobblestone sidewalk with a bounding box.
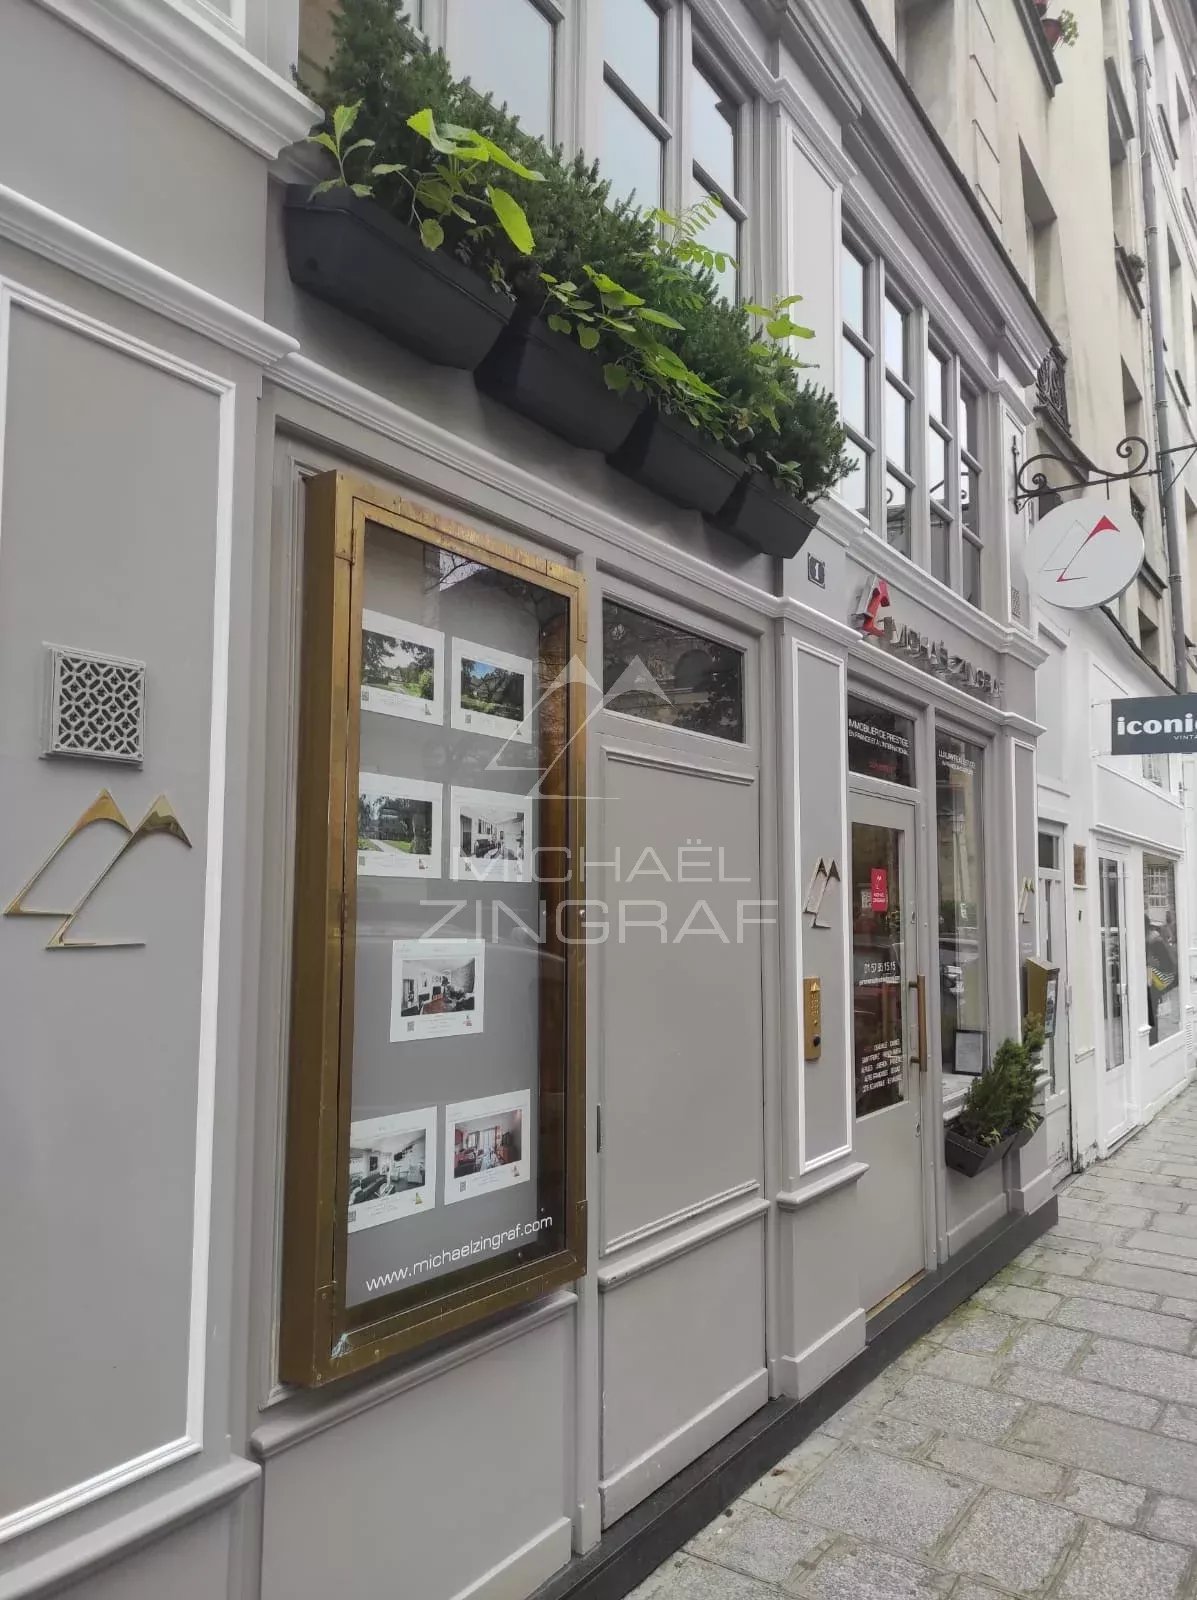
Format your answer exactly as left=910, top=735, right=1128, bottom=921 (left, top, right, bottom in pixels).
left=631, top=1085, right=1197, bottom=1600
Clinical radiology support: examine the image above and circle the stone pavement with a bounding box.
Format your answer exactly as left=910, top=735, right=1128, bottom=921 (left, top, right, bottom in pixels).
left=631, top=1084, right=1197, bottom=1600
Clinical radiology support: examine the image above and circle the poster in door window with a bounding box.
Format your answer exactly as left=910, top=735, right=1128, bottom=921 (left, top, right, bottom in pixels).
left=851, top=821, right=906, bottom=1116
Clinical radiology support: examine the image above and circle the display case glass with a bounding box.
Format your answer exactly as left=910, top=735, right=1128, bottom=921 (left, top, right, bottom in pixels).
left=281, top=473, right=587, bottom=1385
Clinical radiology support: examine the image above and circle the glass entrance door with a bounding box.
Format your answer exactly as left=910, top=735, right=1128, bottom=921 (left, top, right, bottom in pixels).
left=850, top=794, right=926, bottom=1313
left=1099, top=853, right=1134, bottom=1146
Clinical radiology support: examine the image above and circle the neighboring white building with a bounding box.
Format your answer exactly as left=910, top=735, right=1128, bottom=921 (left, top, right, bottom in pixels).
left=878, top=0, right=1197, bottom=1171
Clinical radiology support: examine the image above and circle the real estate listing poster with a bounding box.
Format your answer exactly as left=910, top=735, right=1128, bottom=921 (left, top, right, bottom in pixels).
left=361, top=611, right=444, bottom=724
left=347, top=1108, right=438, bottom=1233
left=450, top=636, right=534, bottom=743
left=389, top=938, right=486, bottom=1041
left=449, top=786, right=533, bottom=883
left=444, top=1089, right=532, bottom=1205
left=358, top=772, right=442, bottom=879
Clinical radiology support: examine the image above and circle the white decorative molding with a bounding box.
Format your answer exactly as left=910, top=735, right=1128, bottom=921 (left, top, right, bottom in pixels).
left=29, top=0, right=317, bottom=158
left=596, top=1196, right=770, bottom=1290
left=791, top=637, right=853, bottom=1174
left=0, top=275, right=234, bottom=1542
left=604, top=1180, right=762, bottom=1256
left=0, top=183, right=299, bottom=367
left=275, top=353, right=789, bottom=623
left=776, top=1159, right=869, bottom=1210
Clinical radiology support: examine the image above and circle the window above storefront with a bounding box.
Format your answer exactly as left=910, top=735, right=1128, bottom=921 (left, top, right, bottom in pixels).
left=839, top=231, right=990, bottom=614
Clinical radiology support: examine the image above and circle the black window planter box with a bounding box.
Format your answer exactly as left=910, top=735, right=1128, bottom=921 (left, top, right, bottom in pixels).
left=475, top=309, right=645, bottom=454
left=610, top=409, right=745, bottom=517
left=1011, top=1120, right=1041, bottom=1152
left=718, top=470, right=821, bottom=559
left=283, top=186, right=513, bottom=371
left=944, top=1126, right=1015, bottom=1177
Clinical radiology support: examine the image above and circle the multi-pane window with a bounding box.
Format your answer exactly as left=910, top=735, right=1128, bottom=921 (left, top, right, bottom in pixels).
left=1144, top=857, right=1181, bottom=1045
left=446, top=0, right=558, bottom=144
left=602, top=0, right=666, bottom=214
left=690, top=55, right=742, bottom=301
left=837, top=231, right=987, bottom=610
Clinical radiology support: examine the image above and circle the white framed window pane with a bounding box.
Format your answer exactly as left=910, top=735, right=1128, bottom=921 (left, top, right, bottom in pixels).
left=842, top=439, right=870, bottom=514
left=927, top=347, right=948, bottom=422
left=1144, top=856, right=1181, bottom=1044
left=886, top=379, right=909, bottom=470
left=961, top=384, right=980, bottom=458
left=884, top=296, right=907, bottom=377
left=886, top=473, right=910, bottom=556
left=931, top=508, right=951, bottom=584
left=962, top=464, right=980, bottom=537
left=603, top=87, right=663, bottom=211
left=927, top=426, right=949, bottom=505
left=605, top=0, right=661, bottom=114
left=691, top=62, right=737, bottom=198
left=843, top=248, right=866, bottom=336
left=694, top=183, right=737, bottom=301
left=449, top=0, right=554, bottom=143
left=963, top=538, right=982, bottom=608
left=842, top=340, right=869, bottom=434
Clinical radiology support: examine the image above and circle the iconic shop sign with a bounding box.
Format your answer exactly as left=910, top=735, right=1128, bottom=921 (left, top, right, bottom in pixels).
left=852, top=574, right=1000, bottom=699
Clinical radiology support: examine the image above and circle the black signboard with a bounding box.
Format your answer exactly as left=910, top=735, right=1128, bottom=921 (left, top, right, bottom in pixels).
left=847, top=695, right=915, bottom=785
left=1110, top=693, right=1197, bottom=754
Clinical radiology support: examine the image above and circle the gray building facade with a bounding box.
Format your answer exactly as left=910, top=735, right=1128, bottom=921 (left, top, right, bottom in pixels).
left=0, top=2, right=1056, bottom=1596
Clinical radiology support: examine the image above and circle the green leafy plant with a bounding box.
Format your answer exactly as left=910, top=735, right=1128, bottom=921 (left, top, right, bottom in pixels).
left=1058, top=8, right=1079, bottom=44
left=307, top=100, right=543, bottom=259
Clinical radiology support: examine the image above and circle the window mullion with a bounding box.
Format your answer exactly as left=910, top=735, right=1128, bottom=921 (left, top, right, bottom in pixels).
left=911, top=305, right=931, bottom=572
left=667, top=2, right=690, bottom=215
left=948, top=355, right=963, bottom=594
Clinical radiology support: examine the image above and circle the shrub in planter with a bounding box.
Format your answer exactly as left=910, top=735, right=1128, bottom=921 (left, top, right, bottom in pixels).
left=1005, top=1014, right=1046, bottom=1150
left=945, top=1053, right=1015, bottom=1177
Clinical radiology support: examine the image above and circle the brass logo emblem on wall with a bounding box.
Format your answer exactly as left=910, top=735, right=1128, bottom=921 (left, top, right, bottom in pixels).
left=3, top=789, right=191, bottom=949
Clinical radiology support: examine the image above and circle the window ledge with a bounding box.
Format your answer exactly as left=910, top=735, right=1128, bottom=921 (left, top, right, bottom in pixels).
left=1114, top=243, right=1146, bottom=314
left=1014, top=0, right=1062, bottom=95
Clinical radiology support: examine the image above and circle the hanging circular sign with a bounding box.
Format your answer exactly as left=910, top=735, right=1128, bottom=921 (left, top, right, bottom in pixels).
left=1026, top=496, right=1144, bottom=609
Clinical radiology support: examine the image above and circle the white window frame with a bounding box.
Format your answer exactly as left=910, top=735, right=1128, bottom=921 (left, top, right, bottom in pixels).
left=427, top=0, right=567, bottom=147
left=601, top=0, right=671, bottom=218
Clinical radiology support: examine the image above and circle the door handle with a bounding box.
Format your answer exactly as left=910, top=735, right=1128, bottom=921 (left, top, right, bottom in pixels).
left=910, top=975, right=927, bottom=1073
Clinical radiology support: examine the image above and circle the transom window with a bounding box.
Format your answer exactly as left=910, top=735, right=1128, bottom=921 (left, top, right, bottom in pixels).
left=840, top=232, right=988, bottom=611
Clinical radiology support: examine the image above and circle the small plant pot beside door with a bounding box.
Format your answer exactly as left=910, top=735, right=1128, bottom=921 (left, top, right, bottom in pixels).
left=944, top=1126, right=1015, bottom=1177
left=283, top=186, right=514, bottom=371
left=610, top=408, right=745, bottom=517
left=475, top=309, right=645, bottom=454
left=717, top=470, right=821, bottom=559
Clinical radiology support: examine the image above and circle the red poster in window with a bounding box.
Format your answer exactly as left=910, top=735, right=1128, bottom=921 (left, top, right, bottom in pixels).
left=870, top=867, right=889, bottom=912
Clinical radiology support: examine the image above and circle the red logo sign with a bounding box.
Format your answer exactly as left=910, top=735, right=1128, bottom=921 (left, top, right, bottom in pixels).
left=870, top=868, right=889, bottom=912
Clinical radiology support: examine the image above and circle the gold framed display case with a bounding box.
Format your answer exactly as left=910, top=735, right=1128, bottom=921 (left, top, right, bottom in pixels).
left=280, top=471, right=587, bottom=1386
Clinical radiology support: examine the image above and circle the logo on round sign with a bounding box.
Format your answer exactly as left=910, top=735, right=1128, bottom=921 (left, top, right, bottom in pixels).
left=1026, top=495, right=1144, bottom=609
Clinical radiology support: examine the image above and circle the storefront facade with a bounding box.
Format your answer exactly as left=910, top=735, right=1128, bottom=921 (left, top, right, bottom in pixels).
left=0, top=2, right=1055, bottom=1598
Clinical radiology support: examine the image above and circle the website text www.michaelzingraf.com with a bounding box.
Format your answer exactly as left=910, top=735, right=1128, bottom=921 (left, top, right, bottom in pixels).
left=364, top=1215, right=553, bottom=1297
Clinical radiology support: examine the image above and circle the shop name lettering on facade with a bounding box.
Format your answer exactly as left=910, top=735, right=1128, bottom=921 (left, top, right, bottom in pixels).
left=852, top=575, right=1001, bottom=699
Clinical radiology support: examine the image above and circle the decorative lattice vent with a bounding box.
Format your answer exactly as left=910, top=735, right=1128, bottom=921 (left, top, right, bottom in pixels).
left=43, top=644, right=145, bottom=765
left=1010, top=584, right=1024, bottom=622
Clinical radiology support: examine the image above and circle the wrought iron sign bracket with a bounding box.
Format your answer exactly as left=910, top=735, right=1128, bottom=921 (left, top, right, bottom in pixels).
left=1011, top=435, right=1197, bottom=515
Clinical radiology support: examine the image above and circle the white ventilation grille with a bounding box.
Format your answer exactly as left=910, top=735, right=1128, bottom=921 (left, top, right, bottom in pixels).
left=1010, top=584, right=1024, bottom=622
left=43, top=645, right=145, bottom=765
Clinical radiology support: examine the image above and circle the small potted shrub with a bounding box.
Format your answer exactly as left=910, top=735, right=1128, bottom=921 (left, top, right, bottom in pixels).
left=945, top=1052, right=1015, bottom=1176
left=1042, top=9, right=1078, bottom=49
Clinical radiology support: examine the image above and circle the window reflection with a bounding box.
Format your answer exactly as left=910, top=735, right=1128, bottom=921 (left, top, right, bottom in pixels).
left=449, top=0, right=555, bottom=143
left=1144, top=857, right=1181, bottom=1045
left=936, top=734, right=988, bottom=1073
left=603, top=86, right=663, bottom=210
left=604, top=0, right=661, bottom=113
left=603, top=599, right=745, bottom=742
